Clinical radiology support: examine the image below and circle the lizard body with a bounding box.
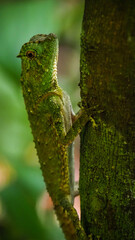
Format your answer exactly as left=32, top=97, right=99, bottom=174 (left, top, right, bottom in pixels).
left=18, top=33, right=88, bottom=240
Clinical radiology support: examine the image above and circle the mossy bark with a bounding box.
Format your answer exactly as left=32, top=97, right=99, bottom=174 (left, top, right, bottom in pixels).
left=80, top=1, right=135, bottom=239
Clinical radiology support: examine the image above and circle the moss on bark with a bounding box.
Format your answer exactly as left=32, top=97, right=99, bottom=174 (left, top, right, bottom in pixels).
left=80, top=1, right=135, bottom=239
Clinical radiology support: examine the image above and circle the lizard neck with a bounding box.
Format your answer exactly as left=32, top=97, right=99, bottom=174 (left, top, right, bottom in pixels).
left=21, top=53, right=62, bottom=112
left=40, top=52, right=59, bottom=92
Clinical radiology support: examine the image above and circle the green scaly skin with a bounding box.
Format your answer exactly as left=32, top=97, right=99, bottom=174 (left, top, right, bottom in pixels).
left=18, top=33, right=89, bottom=240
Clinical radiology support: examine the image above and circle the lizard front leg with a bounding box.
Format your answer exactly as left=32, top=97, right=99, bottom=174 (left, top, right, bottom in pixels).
left=63, top=108, right=89, bottom=146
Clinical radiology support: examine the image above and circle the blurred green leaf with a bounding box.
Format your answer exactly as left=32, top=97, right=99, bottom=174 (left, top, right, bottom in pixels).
left=16, top=165, right=45, bottom=200
left=0, top=67, right=32, bottom=159
left=0, top=181, right=45, bottom=240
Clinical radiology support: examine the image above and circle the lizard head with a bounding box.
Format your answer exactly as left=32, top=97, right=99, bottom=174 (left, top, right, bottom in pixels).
left=17, top=33, right=58, bottom=99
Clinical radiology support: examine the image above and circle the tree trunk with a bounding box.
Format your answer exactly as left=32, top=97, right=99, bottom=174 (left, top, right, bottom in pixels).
left=79, top=1, right=135, bottom=239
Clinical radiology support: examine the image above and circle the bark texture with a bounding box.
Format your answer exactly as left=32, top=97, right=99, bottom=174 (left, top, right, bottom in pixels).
left=80, top=1, right=135, bottom=239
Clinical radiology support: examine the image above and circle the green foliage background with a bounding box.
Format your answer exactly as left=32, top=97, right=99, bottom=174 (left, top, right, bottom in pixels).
left=0, top=0, right=83, bottom=239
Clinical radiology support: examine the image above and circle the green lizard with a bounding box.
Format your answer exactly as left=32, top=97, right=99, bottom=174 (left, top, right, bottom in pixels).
left=17, top=33, right=89, bottom=240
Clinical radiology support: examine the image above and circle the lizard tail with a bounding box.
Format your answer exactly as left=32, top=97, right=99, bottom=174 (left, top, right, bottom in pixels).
left=54, top=197, right=87, bottom=240
left=68, top=142, right=75, bottom=205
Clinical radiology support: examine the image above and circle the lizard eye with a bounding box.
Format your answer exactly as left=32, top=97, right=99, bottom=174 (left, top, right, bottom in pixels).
left=26, top=50, right=36, bottom=59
